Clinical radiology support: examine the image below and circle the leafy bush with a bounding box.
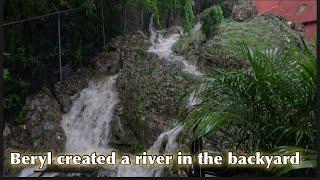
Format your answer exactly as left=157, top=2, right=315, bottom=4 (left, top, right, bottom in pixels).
left=186, top=38, right=316, bottom=175
left=270, top=146, right=316, bottom=176
left=181, top=0, right=195, bottom=33
left=3, top=68, right=28, bottom=114
left=200, top=5, right=224, bottom=38
left=219, top=0, right=235, bottom=18
left=16, top=106, right=28, bottom=124
left=3, top=49, right=40, bottom=121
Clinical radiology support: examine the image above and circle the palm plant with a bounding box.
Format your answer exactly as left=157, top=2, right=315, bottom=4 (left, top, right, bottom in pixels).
left=270, top=146, right=316, bottom=176
left=186, top=38, right=316, bottom=175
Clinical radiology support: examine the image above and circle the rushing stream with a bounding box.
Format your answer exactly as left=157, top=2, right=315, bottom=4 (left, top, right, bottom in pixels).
left=116, top=126, right=183, bottom=177
left=19, top=75, right=120, bottom=177
left=148, top=20, right=203, bottom=108
left=117, top=22, right=205, bottom=177
left=61, top=75, right=119, bottom=153
left=19, top=20, right=204, bottom=177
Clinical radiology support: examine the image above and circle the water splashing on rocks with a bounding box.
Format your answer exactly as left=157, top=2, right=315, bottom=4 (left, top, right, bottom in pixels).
left=116, top=126, right=183, bottom=177
left=19, top=20, right=204, bottom=178
left=62, top=75, right=119, bottom=153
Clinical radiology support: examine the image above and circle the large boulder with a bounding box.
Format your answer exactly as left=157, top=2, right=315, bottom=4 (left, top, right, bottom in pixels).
left=3, top=91, right=66, bottom=177
left=54, top=70, right=90, bottom=113
left=93, top=51, right=120, bottom=74
left=92, top=31, right=149, bottom=74
left=4, top=92, right=66, bottom=153
left=232, top=0, right=257, bottom=21
left=165, top=26, right=183, bottom=36
left=24, top=92, right=66, bottom=152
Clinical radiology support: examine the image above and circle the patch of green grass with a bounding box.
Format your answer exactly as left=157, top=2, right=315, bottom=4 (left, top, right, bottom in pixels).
left=15, top=131, right=24, bottom=141
left=35, top=133, right=45, bottom=143
left=203, top=16, right=298, bottom=62
left=134, top=143, right=143, bottom=153
left=175, top=35, right=191, bottom=56
left=84, top=67, right=96, bottom=77
left=47, top=111, right=57, bottom=120
left=133, top=46, right=147, bottom=55
left=15, top=106, right=27, bottom=124
left=41, top=85, right=50, bottom=94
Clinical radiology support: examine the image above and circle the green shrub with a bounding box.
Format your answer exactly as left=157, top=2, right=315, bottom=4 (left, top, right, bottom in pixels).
left=16, top=106, right=28, bottom=124
left=181, top=0, right=195, bottom=33
left=3, top=68, right=28, bottom=114
left=200, top=5, right=224, bottom=38
left=186, top=38, right=316, bottom=175
left=219, top=0, right=235, bottom=18
left=270, top=146, right=316, bottom=176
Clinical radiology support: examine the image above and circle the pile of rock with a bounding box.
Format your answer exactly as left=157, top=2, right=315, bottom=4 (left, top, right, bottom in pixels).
left=232, top=0, right=257, bottom=21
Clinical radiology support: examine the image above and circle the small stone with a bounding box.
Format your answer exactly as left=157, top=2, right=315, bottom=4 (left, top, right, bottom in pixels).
left=3, top=125, right=11, bottom=137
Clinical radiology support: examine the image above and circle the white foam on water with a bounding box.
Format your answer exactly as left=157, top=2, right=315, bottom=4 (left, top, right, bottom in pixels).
left=116, top=126, right=183, bottom=177
left=148, top=24, right=203, bottom=77
left=19, top=21, right=204, bottom=178
left=19, top=75, right=120, bottom=177
left=61, top=75, right=119, bottom=153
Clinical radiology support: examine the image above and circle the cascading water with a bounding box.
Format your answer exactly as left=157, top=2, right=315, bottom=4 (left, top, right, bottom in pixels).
left=149, top=16, right=157, bottom=44
left=148, top=22, right=204, bottom=107
left=61, top=75, right=119, bottom=153
left=115, top=20, right=204, bottom=178
left=116, top=126, right=183, bottom=177
left=148, top=24, right=203, bottom=77
left=19, top=20, right=204, bottom=178
left=19, top=75, right=119, bottom=177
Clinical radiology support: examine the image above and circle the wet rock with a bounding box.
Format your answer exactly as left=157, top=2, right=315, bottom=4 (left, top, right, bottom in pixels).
left=94, top=31, right=150, bottom=75
left=3, top=92, right=68, bottom=177
left=108, top=114, right=138, bottom=153
left=106, top=32, right=149, bottom=51
left=159, top=135, right=169, bottom=154
left=3, top=125, right=11, bottom=137
left=165, top=26, right=183, bottom=36
left=113, top=51, right=190, bottom=149
left=95, top=168, right=117, bottom=177
left=24, top=92, right=66, bottom=152
left=203, top=126, right=240, bottom=153
left=232, top=0, right=257, bottom=21
left=288, top=21, right=305, bottom=34
left=54, top=71, right=89, bottom=113
left=93, top=51, right=120, bottom=74
left=3, top=148, right=24, bottom=177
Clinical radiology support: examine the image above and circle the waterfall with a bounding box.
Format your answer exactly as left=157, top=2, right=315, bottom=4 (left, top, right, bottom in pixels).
left=148, top=24, right=203, bottom=76
left=61, top=75, right=119, bottom=153
left=19, top=21, right=204, bottom=177
left=116, top=21, right=205, bottom=178
left=116, top=126, right=183, bottom=177
left=148, top=22, right=204, bottom=107
left=149, top=16, right=156, bottom=44
left=19, top=75, right=119, bottom=177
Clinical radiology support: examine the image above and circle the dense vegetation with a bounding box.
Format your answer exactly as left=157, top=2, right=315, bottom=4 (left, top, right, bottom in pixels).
left=4, top=0, right=100, bottom=122
left=4, top=0, right=316, bottom=177
left=175, top=2, right=316, bottom=176
left=200, top=5, right=223, bottom=38
left=186, top=39, right=316, bottom=175
left=189, top=39, right=316, bottom=147
left=3, top=0, right=199, bottom=123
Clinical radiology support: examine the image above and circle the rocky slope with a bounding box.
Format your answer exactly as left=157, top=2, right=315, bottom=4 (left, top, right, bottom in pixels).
left=4, top=30, right=194, bottom=176
left=173, top=14, right=305, bottom=72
